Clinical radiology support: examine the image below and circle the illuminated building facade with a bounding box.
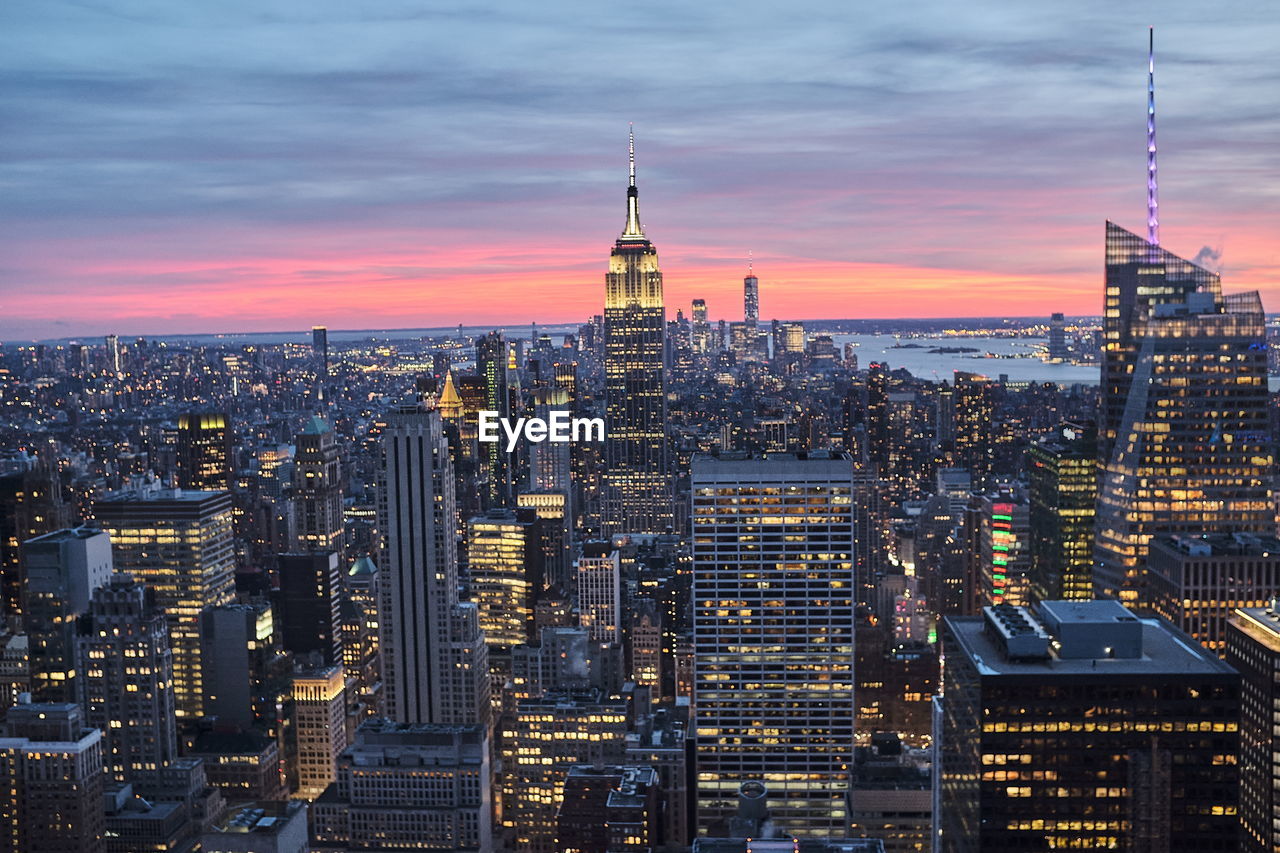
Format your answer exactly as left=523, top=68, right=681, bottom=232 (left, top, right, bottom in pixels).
left=0, top=701, right=106, bottom=853
left=603, top=131, right=672, bottom=536
left=309, top=721, right=491, bottom=852
left=77, top=573, right=177, bottom=784
left=692, top=452, right=856, bottom=836
left=291, top=664, right=347, bottom=801
left=377, top=403, right=489, bottom=726
left=500, top=690, right=629, bottom=853
left=938, top=601, right=1240, bottom=852
left=1146, top=533, right=1280, bottom=654
left=19, top=526, right=112, bottom=702
left=1227, top=606, right=1280, bottom=853
left=952, top=372, right=993, bottom=492
left=468, top=508, right=538, bottom=651
left=1026, top=422, right=1096, bottom=602
left=95, top=487, right=236, bottom=719
left=1095, top=223, right=1274, bottom=602
left=576, top=542, right=621, bottom=644
left=176, top=412, right=233, bottom=491
left=291, top=416, right=344, bottom=553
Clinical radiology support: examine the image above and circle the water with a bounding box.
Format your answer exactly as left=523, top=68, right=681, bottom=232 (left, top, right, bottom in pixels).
left=829, top=334, right=1099, bottom=385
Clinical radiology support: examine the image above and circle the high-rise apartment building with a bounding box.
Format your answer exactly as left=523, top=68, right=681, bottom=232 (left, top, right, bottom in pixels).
left=377, top=403, right=488, bottom=726
left=692, top=451, right=856, bottom=835
left=20, top=526, right=113, bottom=702
left=1095, top=223, right=1273, bottom=601
left=602, top=130, right=672, bottom=536
left=938, top=600, right=1240, bottom=851
left=1026, top=422, right=1095, bottom=602
left=176, top=412, right=233, bottom=491
left=77, top=573, right=177, bottom=783
left=95, top=487, right=236, bottom=719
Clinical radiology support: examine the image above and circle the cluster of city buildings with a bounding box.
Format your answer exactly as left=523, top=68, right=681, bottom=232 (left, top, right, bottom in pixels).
left=3, top=43, right=1280, bottom=853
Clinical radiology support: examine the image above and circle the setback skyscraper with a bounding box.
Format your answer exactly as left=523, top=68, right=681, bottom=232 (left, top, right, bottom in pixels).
left=602, top=129, right=672, bottom=536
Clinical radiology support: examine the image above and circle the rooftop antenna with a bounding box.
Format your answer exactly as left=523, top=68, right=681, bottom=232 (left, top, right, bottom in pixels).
left=628, top=122, right=636, bottom=188
left=1147, top=26, right=1159, bottom=247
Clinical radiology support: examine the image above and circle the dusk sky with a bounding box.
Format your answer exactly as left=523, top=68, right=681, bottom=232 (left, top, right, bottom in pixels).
left=4, top=1, right=1279, bottom=340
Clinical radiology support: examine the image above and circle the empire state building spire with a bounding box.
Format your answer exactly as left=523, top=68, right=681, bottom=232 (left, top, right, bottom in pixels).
left=622, top=123, right=645, bottom=240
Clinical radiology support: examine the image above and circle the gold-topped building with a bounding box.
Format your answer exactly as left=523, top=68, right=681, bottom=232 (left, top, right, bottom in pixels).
left=602, top=128, right=672, bottom=536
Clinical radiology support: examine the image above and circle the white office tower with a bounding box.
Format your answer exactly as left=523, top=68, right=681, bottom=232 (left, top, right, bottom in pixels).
left=377, top=402, right=489, bottom=726
left=692, top=451, right=857, bottom=836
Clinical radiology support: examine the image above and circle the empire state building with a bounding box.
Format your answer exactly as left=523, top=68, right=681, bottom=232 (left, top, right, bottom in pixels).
left=602, top=129, right=672, bottom=535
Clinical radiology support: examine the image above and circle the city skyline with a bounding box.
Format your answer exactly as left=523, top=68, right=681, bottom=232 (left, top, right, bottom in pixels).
left=5, top=2, right=1280, bottom=339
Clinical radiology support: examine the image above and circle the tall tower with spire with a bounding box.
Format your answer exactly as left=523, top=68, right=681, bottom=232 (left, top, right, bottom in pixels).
left=602, top=127, right=672, bottom=535
left=1094, top=29, right=1274, bottom=602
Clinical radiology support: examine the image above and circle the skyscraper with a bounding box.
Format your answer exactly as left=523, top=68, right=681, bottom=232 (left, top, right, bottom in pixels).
left=175, top=412, right=233, bottom=491
left=95, top=487, right=236, bottom=719
left=938, top=600, right=1240, bottom=851
left=1096, top=31, right=1273, bottom=601
left=291, top=416, right=343, bottom=553
left=1094, top=224, right=1273, bottom=601
left=1047, top=312, right=1068, bottom=360
left=692, top=451, right=856, bottom=835
left=291, top=663, right=347, bottom=801
left=467, top=508, right=539, bottom=652
left=743, top=267, right=759, bottom=326
left=952, top=371, right=994, bottom=491
left=76, top=573, right=177, bottom=784
left=477, top=330, right=511, bottom=508
left=1026, top=422, right=1096, bottom=602
left=603, top=129, right=672, bottom=536
left=377, top=402, right=488, bottom=726
left=277, top=550, right=342, bottom=666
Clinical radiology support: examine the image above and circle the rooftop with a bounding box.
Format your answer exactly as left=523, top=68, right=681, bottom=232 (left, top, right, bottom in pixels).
left=947, top=600, right=1232, bottom=678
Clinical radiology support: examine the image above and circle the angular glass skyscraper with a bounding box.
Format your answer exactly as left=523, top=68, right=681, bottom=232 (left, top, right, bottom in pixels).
left=602, top=132, right=671, bottom=535
left=1095, top=222, right=1274, bottom=601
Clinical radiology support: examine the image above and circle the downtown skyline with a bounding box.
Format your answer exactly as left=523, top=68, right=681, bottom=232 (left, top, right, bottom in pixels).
left=4, top=2, right=1280, bottom=340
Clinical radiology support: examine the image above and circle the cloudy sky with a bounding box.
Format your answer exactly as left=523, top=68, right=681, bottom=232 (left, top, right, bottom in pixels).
left=3, top=1, right=1279, bottom=339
